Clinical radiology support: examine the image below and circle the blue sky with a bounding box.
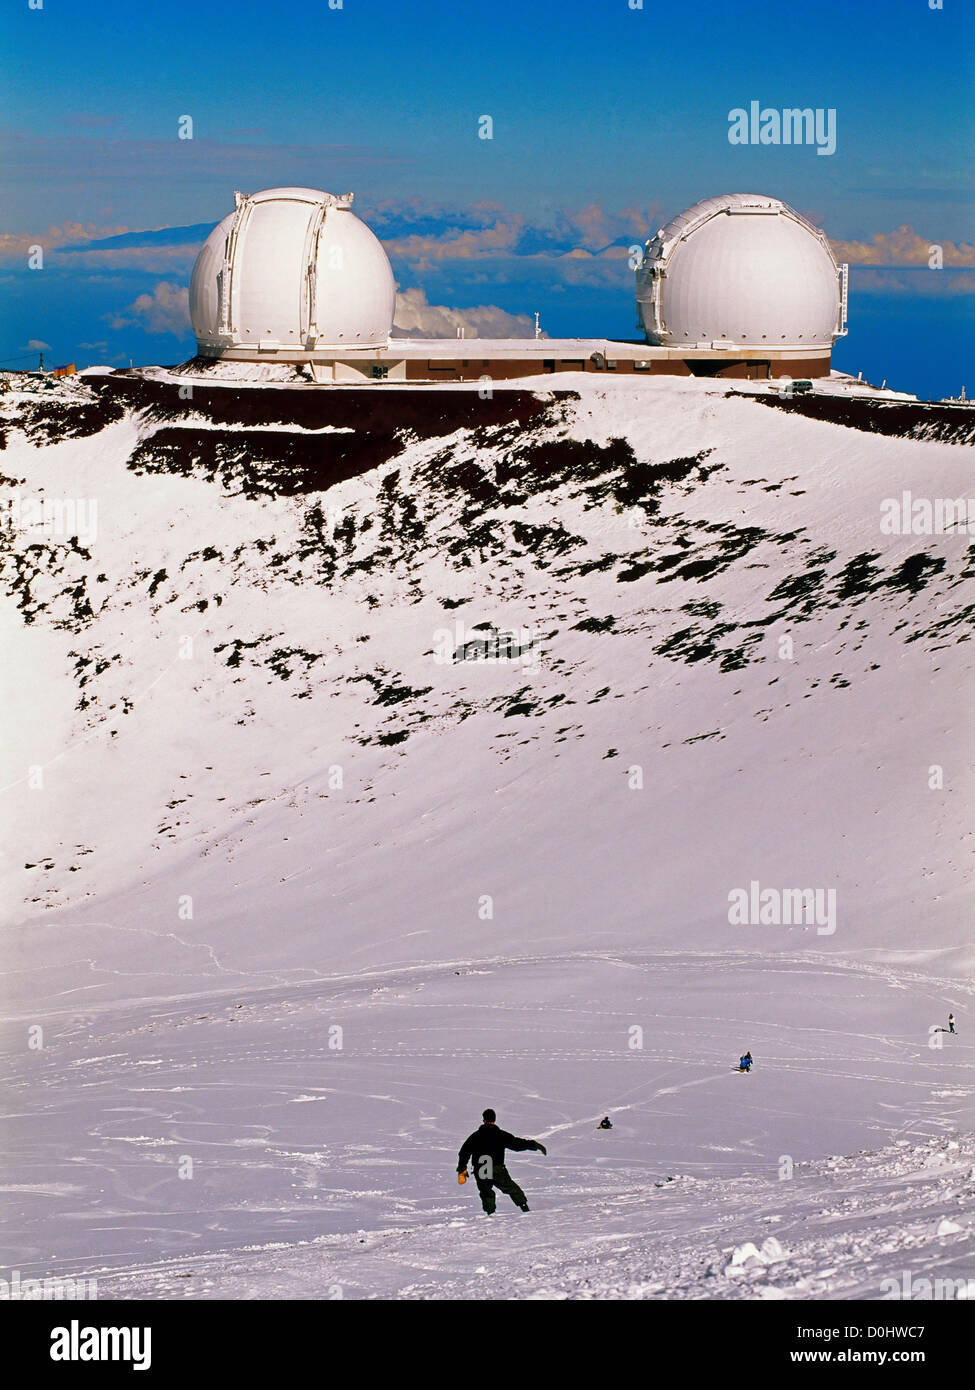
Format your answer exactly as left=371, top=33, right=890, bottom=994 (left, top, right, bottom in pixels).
left=1, top=0, right=972, bottom=396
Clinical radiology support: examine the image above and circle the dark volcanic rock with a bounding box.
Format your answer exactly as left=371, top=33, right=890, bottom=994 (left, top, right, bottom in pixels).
left=747, top=392, right=975, bottom=445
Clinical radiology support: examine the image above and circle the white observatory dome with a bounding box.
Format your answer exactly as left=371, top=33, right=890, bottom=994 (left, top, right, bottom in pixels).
left=190, top=187, right=395, bottom=358
left=636, top=194, right=847, bottom=350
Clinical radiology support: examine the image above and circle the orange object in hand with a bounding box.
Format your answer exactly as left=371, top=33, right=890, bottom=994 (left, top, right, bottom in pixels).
left=457, top=1172, right=467, bottom=1185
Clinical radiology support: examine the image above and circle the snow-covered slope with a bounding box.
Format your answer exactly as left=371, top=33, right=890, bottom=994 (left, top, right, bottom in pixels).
left=1, top=371, right=972, bottom=1298
left=94, top=1129, right=975, bottom=1302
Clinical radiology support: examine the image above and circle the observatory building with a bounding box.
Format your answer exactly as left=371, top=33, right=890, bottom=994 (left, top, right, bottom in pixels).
left=188, top=189, right=847, bottom=383
left=189, top=187, right=396, bottom=367
left=635, top=194, right=847, bottom=363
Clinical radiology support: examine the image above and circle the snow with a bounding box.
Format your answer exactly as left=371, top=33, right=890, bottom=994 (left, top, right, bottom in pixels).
left=1, top=371, right=972, bottom=1299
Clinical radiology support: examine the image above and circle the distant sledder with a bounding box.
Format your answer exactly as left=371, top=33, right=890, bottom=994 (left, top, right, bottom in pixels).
left=598, top=1116, right=613, bottom=1130
left=738, top=1052, right=753, bottom=1073
left=457, top=1108, right=547, bottom=1215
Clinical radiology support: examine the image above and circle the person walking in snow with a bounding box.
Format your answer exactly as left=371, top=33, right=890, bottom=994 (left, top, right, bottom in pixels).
left=948, top=1013, right=955, bottom=1034
left=457, top=1108, right=547, bottom=1214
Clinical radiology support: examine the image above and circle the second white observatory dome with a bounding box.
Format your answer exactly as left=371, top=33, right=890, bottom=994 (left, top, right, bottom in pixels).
left=636, top=194, right=847, bottom=350
left=190, top=186, right=395, bottom=359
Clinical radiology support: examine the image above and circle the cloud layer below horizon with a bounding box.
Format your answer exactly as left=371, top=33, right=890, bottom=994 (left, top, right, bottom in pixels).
left=3, top=200, right=972, bottom=283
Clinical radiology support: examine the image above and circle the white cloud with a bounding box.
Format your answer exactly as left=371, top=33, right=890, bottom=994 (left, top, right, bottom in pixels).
left=392, top=287, right=538, bottom=339
left=830, top=226, right=975, bottom=267
left=109, top=281, right=190, bottom=336
left=24, top=339, right=51, bottom=350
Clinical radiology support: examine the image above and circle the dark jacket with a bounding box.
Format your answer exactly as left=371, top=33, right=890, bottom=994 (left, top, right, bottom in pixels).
left=457, top=1123, right=536, bottom=1174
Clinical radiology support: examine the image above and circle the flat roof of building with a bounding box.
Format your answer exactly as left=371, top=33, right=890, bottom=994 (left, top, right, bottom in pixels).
left=203, top=337, right=832, bottom=363
left=384, top=338, right=828, bottom=360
